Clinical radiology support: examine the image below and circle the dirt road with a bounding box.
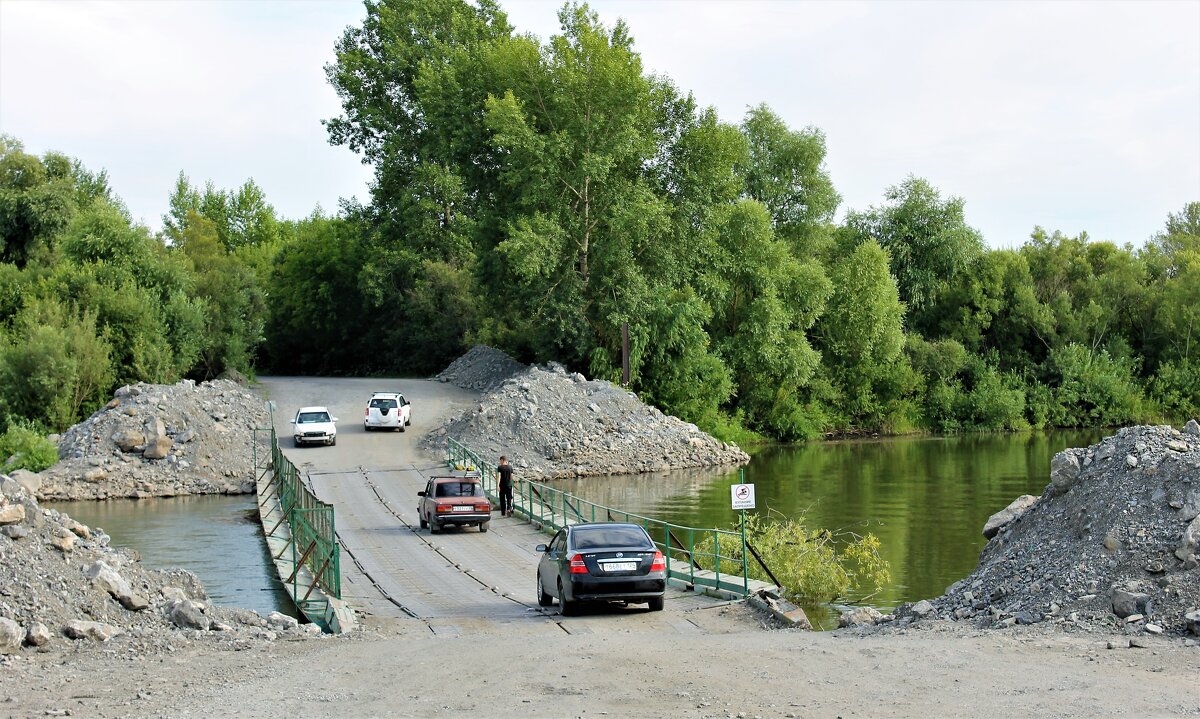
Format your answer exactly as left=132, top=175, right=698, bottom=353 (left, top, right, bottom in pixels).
left=3, top=376, right=1197, bottom=719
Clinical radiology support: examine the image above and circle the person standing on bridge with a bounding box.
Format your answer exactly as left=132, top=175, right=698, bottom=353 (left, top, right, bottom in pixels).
left=497, top=455, right=514, bottom=516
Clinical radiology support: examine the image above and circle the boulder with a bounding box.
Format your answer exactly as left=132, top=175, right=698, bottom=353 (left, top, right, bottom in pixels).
left=1, top=524, right=29, bottom=539
left=169, top=599, right=210, bottom=630
left=1186, top=610, right=1200, bottom=636
left=64, top=620, right=122, bottom=642
left=0, top=503, right=25, bottom=525
left=1175, top=516, right=1200, bottom=562
left=910, top=599, right=935, bottom=618
left=49, top=529, right=75, bottom=552
left=9, top=469, right=41, bottom=495
left=112, top=429, right=145, bottom=453
left=266, top=612, right=299, bottom=631
left=983, top=495, right=1039, bottom=539
left=85, top=561, right=149, bottom=611
left=143, top=435, right=173, bottom=460
left=838, top=606, right=883, bottom=628
left=1184, top=419, right=1200, bottom=436
left=25, top=622, right=50, bottom=647
left=82, top=468, right=107, bottom=483
left=0, top=617, right=22, bottom=654
left=1111, top=589, right=1152, bottom=619
left=1047, top=451, right=1082, bottom=496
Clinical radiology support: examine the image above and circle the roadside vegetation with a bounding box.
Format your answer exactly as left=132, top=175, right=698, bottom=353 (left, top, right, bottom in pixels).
left=1, top=0, right=1198, bottom=452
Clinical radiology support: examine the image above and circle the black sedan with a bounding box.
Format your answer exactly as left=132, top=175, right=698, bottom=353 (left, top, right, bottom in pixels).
left=535, top=522, right=666, bottom=615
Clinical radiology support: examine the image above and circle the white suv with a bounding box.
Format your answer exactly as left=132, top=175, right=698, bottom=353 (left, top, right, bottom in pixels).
left=364, top=392, right=411, bottom=432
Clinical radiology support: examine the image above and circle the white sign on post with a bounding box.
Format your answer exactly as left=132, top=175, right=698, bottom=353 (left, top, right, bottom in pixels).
left=731, top=483, right=756, bottom=510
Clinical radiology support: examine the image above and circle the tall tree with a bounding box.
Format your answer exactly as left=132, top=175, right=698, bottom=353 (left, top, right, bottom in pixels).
left=739, top=104, right=840, bottom=255
left=842, top=176, right=984, bottom=333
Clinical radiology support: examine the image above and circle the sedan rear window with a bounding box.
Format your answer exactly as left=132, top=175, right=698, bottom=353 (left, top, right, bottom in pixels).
left=434, top=482, right=483, bottom=498
left=571, top=526, right=653, bottom=550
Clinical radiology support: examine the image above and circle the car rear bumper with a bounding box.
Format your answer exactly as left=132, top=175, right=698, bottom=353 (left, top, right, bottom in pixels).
left=568, top=576, right=666, bottom=601
left=432, top=512, right=492, bottom=525
left=365, top=418, right=401, bottom=428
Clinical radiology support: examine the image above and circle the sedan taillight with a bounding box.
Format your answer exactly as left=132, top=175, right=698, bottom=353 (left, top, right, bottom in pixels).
left=650, top=551, right=666, bottom=572
left=475, top=503, right=491, bottom=512
left=568, top=554, right=588, bottom=574
left=436, top=505, right=453, bottom=513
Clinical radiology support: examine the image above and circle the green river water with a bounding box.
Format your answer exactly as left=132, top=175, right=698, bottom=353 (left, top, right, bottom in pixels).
left=50, top=429, right=1106, bottom=626
left=559, top=428, right=1108, bottom=625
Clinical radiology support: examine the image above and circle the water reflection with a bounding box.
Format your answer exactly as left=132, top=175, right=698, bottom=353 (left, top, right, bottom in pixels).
left=552, top=429, right=1108, bottom=621
left=52, top=495, right=296, bottom=619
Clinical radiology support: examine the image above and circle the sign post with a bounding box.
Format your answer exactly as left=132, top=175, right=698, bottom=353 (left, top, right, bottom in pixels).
left=730, top=469, right=755, bottom=593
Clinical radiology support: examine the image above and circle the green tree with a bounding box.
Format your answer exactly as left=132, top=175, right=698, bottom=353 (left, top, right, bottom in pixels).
left=739, top=104, right=840, bottom=256
left=702, top=199, right=831, bottom=439
left=842, top=176, right=984, bottom=333
left=816, top=241, right=910, bottom=430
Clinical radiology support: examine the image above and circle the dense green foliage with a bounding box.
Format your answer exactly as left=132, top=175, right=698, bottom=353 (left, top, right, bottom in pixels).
left=1, top=0, right=1197, bottom=446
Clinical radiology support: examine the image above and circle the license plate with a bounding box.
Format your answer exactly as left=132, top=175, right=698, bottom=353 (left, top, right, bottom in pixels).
left=451, top=505, right=473, bottom=512
left=603, top=562, right=637, bottom=572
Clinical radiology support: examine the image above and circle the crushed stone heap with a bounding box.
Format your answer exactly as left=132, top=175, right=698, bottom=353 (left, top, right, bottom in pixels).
left=901, top=422, right=1200, bottom=637
left=0, top=474, right=319, bottom=658
left=428, top=346, right=749, bottom=480
left=435, top=345, right=528, bottom=392
left=35, top=379, right=269, bottom=501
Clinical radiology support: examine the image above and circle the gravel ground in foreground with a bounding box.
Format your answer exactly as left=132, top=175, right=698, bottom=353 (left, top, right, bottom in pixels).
left=2, top=613, right=1196, bottom=719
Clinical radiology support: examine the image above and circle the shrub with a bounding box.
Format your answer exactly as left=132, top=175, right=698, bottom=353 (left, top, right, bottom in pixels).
left=0, top=420, right=58, bottom=472
left=695, top=511, right=890, bottom=603
left=1149, top=359, right=1200, bottom=421
left=1048, top=344, right=1144, bottom=427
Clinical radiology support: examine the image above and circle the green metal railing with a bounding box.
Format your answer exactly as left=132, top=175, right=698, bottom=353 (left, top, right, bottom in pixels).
left=255, top=427, right=341, bottom=618
left=446, top=437, right=753, bottom=596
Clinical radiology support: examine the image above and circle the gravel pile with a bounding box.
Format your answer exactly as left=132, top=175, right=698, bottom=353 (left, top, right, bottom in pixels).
left=878, top=421, right=1200, bottom=638
left=435, top=345, right=527, bottom=392
left=34, top=379, right=268, bottom=501
left=428, top=346, right=749, bottom=480
left=0, top=473, right=320, bottom=658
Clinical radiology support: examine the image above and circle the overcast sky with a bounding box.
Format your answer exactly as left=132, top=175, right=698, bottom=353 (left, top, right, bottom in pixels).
left=2, top=0, right=1197, bottom=248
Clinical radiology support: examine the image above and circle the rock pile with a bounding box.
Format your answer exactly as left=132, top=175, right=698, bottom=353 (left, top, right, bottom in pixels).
left=888, top=421, right=1200, bottom=637
left=0, top=474, right=318, bottom=658
left=429, top=346, right=749, bottom=480
left=34, top=379, right=268, bottom=501
left=435, top=344, right=528, bottom=391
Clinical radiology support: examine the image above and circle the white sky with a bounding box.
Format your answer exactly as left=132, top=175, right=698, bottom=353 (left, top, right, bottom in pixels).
left=1, top=0, right=1197, bottom=248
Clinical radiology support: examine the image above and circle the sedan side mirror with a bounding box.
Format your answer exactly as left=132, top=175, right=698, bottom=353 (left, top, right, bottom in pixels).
left=289, top=420, right=296, bottom=424
left=535, top=544, right=548, bottom=553
left=332, top=417, right=339, bottom=422
left=417, top=491, right=426, bottom=497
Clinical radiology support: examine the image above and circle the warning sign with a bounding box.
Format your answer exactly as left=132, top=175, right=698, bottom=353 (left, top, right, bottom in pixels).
left=730, top=483, right=756, bottom=510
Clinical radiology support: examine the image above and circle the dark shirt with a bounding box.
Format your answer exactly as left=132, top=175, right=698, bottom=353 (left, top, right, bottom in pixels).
left=497, top=463, right=514, bottom=486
